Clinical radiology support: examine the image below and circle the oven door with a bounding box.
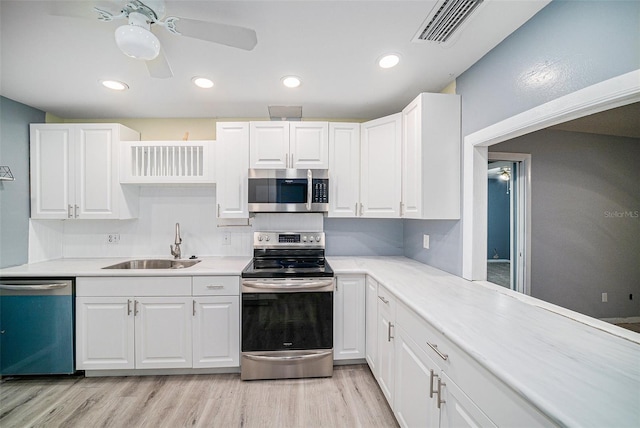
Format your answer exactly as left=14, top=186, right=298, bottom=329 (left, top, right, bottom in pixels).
left=241, top=278, right=334, bottom=380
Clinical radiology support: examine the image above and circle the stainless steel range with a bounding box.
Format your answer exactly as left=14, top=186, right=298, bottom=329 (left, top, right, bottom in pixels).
left=240, top=231, right=334, bottom=380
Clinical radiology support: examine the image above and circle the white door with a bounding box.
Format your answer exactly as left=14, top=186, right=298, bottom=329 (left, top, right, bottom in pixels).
left=192, top=296, right=240, bottom=368
left=328, top=122, right=360, bottom=217
left=76, top=297, right=135, bottom=370
left=394, top=326, right=440, bottom=428
left=334, top=276, right=366, bottom=360
left=216, top=122, right=249, bottom=218
left=135, top=297, right=193, bottom=369
left=290, top=122, right=329, bottom=169
left=439, top=372, right=496, bottom=428
left=29, top=125, right=74, bottom=219
left=365, top=276, right=378, bottom=373
left=401, top=96, right=422, bottom=218
left=360, top=113, right=402, bottom=217
left=75, top=125, right=118, bottom=219
left=250, top=122, right=290, bottom=168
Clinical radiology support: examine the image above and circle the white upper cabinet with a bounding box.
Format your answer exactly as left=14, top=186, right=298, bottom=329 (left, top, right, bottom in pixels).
left=215, top=122, right=249, bottom=218
left=401, top=93, right=461, bottom=219
left=250, top=121, right=329, bottom=169
left=360, top=113, right=402, bottom=218
left=328, top=123, right=360, bottom=217
left=30, top=123, right=139, bottom=220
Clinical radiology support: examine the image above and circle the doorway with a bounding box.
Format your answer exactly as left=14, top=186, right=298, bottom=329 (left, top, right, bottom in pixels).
left=486, top=153, right=530, bottom=294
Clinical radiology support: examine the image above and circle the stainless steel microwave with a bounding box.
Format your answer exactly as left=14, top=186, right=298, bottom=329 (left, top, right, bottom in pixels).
left=247, top=169, right=329, bottom=213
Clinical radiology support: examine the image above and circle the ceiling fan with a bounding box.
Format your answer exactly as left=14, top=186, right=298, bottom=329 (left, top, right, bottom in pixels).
left=57, top=0, right=257, bottom=79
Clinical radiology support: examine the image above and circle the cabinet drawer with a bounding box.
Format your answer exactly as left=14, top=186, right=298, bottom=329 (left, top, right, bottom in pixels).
left=77, top=277, right=191, bottom=296
left=192, top=276, right=239, bottom=296
left=396, top=300, right=452, bottom=368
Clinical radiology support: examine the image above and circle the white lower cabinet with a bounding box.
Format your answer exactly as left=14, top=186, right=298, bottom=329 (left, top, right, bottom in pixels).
left=376, top=285, right=396, bottom=404
left=367, top=286, right=552, bottom=428
left=192, top=296, right=240, bottom=368
left=76, top=276, right=240, bottom=372
left=334, top=275, right=366, bottom=360
left=365, top=276, right=378, bottom=372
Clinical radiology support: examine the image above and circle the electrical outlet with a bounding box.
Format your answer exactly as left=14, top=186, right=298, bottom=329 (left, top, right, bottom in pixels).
left=601, top=292, right=608, bottom=303
left=223, top=232, right=231, bottom=245
left=423, top=234, right=430, bottom=249
left=107, top=233, right=120, bottom=244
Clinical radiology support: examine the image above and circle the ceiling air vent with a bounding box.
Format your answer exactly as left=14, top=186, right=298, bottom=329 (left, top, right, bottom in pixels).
left=413, top=0, right=484, bottom=44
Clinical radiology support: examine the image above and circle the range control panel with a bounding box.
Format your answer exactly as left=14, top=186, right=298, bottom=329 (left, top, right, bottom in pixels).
left=254, top=232, right=325, bottom=248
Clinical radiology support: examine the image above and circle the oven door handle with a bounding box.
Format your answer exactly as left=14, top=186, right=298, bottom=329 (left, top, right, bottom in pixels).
left=242, top=279, right=334, bottom=291
left=244, top=351, right=333, bottom=362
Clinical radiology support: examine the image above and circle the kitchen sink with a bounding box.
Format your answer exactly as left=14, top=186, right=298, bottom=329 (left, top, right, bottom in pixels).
left=102, top=259, right=201, bottom=270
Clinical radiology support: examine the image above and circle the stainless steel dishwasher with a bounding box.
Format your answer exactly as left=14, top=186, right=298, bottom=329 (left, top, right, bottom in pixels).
left=0, top=278, right=75, bottom=375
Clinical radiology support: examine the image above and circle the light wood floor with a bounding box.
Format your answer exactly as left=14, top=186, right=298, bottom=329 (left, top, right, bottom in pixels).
left=0, top=364, right=398, bottom=428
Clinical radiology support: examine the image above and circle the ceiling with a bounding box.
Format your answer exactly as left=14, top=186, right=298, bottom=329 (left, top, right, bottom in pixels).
left=549, top=102, right=640, bottom=139
left=0, top=0, right=550, bottom=120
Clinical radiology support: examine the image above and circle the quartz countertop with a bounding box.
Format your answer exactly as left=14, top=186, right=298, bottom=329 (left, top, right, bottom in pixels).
left=2, top=255, right=638, bottom=426
left=0, top=256, right=251, bottom=277
left=327, top=256, right=640, bottom=428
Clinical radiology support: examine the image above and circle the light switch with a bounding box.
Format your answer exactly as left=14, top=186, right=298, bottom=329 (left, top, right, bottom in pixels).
left=423, top=234, right=430, bottom=249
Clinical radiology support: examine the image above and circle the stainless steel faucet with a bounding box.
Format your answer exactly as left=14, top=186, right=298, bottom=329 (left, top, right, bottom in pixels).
left=170, top=222, right=182, bottom=259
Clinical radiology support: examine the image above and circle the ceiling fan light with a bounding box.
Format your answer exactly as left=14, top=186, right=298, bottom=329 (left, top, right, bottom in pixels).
left=115, top=25, right=161, bottom=60
left=101, top=80, right=129, bottom=91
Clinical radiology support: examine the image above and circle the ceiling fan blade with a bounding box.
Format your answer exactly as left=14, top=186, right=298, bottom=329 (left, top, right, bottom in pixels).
left=146, top=49, right=173, bottom=79
left=49, top=1, right=121, bottom=20
left=170, top=18, right=257, bottom=51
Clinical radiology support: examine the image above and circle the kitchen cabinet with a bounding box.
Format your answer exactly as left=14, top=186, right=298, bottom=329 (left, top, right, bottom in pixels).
left=76, top=275, right=241, bottom=372
left=365, top=276, right=378, bottom=372
left=328, top=122, right=360, bottom=217
left=439, top=371, right=495, bottom=428
left=215, top=122, right=249, bottom=218
left=360, top=113, right=402, bottom=218
left=376, top=284, right=397, bottom=404
left=192, top=276, right=240, bottom=368
left=250, top=121, right=329, bottom=169
left=30, top=123, right=140, bottom=219
left=401, top=93, right=461, bottom=219
left=333, top=275, right=366, bottom=361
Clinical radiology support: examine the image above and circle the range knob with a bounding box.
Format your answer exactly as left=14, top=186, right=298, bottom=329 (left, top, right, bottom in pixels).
left=265, top=235, right=270, bottom=241
left=258, top=235, right=263, bottom=241
left=302, top=235, right=307, bottom=242
left=316, top=235, right=321, bottom=242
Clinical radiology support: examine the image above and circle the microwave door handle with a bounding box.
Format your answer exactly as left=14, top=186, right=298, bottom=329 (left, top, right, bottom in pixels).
left=306, top=169, right=312, bottom=211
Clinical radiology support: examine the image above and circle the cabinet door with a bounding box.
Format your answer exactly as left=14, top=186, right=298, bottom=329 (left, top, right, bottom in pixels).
left=76, top=297, right=134, bottom=370
left=365, top=276, right=378, bottom=373
left=439, top=372, right=496, bottom=428
left=377, top=286, right=396, bottom=404
left=290, top=122, right=329, bottom=169
left=328, top=123, right=360, bottom=217
left=394, top=326, right=440, bottom=428
left=334, top=276, right=366, bottom=360
left=135, top=297, right=193, bottom=369
left=250, top=122, right=290, bottom=169
left=192, top=296, right=240, bottom=368
left=75, top=125, right=119, bottom=219
left=216, top=122, right=249, bottom=218
left=30, top=125, right=74, bottom=219
left=360, top=113, right=402, bottom=217
left=401, top=96, right=422, bottom=218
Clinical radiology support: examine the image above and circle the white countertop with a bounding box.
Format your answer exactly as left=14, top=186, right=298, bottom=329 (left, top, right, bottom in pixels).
left=2, top=255, right=639, bottom=426
left=327, top=256, right=640, bottom=428
left=0, top=256, right=251, bottom=277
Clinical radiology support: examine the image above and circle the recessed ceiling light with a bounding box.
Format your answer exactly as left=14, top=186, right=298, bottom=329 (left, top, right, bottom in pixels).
left=282, top=76, right=301, bottom=88
left=101, top=80, right=129, bottom=91
left=192, top=77, right=214, bottom=89
left=378, top=53, right=400, bottom=69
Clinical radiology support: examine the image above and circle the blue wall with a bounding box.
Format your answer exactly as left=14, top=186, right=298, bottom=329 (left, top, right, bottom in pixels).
left=0, top=97, right=46, bottom=268
left=324, top=218, right=403, bottom=256
left=404, top=0, right=640, bottom=276
left=487, top=178, right=510, bottom=260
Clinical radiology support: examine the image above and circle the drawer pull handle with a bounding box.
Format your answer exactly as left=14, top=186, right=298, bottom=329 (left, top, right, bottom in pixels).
left=427, top=342, right=448, bottom=361
left=387, top=322, right=394, bottom=342
left=378, top=296, right=389, bottom=304
left=127, top=299, right=132, bottom=316
left=206, top=285, right=224, bottom=289
left=134, top=300, right=139, bottom=316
